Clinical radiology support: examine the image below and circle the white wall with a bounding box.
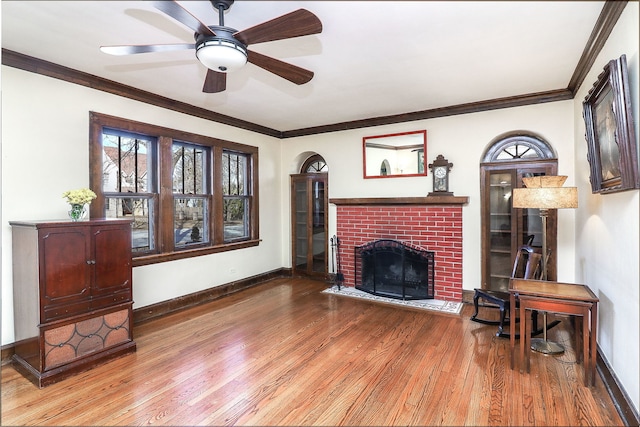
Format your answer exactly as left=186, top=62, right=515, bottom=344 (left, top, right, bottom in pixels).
left=281, top=100, right=577, bottom=289
left=573, top=2, right=639, bottom=413
left=1, top=67, right=282, bottom=345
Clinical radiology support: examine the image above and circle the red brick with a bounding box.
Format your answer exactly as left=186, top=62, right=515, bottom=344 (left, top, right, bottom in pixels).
left=336, top=203, right=463, bottom=302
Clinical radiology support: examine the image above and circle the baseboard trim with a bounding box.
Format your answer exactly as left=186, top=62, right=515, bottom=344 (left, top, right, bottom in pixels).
left=1, top=346, right=14, bottom=366
left=132, top=268, right=292, bottom=325
left=597, top=346, right=640, bottom=426
left=462, top=289, right=475, bottom=304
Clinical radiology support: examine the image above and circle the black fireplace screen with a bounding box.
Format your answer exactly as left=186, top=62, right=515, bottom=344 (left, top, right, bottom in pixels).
left=354, top=239, right=435, bottom=300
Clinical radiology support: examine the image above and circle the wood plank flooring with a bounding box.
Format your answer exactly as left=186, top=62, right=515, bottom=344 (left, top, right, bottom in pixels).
left=1, top=278, right=623, bottom=426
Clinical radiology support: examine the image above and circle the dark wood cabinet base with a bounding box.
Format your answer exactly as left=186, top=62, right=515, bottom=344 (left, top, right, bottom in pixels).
left=11, top=303, right=135, bottom=388
left=13, top=340, right=136, bottom=388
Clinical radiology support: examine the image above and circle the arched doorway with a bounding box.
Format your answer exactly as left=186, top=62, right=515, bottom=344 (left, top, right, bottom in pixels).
left=291, top=154, right=328, bottom=278
left=480, top=132, right=558, bottom=291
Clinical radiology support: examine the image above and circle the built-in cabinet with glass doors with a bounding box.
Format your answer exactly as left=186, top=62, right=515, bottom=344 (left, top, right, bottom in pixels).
left=481, top=160, right=558, bottom=291
left=291, top=173, right=328, bottom=277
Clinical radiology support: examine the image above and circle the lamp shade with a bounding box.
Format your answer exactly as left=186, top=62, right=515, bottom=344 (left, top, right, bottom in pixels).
left=512, top=175, right=578, bottom=209
left=522, top=176, right=567, bottom=188
left=196, top=38, right=248, bottom=73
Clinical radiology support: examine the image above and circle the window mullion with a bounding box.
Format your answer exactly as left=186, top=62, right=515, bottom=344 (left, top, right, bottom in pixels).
left=117, top=136, right=123, bottom=192
left=158, top=136, right=176, bottom=253
left=192, top=148, right=197, bottom=195
left=235, top=155, right=240, bottom=195
left=213, top=146, right=225, bottom=245
left=134, top=139, right=139, bottom=193
left=228, top=154, right=233, bottom=195
left=181, top=146, right=186, bottom=194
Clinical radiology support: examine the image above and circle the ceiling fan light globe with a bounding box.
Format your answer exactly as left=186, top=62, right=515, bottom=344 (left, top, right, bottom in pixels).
left=196, top=39, right=247, bottom=73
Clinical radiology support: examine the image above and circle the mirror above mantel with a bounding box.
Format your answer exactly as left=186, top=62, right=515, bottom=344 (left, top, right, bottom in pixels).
left=363, top=130, right=427, bottom=178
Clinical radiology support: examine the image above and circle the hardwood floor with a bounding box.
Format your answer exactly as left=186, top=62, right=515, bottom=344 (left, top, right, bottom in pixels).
left=1, top=278, right=623, bottom=426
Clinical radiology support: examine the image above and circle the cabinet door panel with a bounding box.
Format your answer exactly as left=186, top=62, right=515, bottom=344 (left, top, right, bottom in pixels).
left=40, top=228, right=90, bottom=306
left=92, top=226, right=132, bottom=296
left=293, top=179, right=309, bottom=270
left=310, top=178, right=327, bottom=274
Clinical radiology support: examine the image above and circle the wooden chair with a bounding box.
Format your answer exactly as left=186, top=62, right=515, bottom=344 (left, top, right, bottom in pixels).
left=471, top=245, right=543, bottom=338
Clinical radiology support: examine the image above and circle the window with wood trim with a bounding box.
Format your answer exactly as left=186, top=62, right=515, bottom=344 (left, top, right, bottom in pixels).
left=222, top=151, right=250, bottom=242
left=173, top=142, right=210, bottom=248
left=101, top=127, right=157, bottom=253
left=89, top=112, right=259, bottom=266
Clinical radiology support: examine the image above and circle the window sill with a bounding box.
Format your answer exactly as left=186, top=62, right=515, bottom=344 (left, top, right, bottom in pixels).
left=132, top=239, right=261, bottom=267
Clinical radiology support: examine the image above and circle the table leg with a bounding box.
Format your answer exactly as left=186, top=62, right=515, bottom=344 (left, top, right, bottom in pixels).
left=510, top=292, right=516, bottom=370
left=575, top=316, right=583, bottom=364
left=519, top=298, right=526, bottom=373
left=525, top=307, right=532, bottom=373
left=589, top=302, right=597, bottom=386
left=582, top=309, right=590, bottom=385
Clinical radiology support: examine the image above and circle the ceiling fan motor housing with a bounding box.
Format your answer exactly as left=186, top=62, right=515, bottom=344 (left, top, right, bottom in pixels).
left=195, top=26, right=247, bottom=73
left=210, top=0, right=234, bottom=11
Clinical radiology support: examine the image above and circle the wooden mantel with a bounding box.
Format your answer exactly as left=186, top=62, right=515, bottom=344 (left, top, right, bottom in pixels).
left=329, top=196, right=469, bottom=206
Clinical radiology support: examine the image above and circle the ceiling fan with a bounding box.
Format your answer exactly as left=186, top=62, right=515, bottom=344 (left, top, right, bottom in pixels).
left=100, top=0, right=322, bottom=93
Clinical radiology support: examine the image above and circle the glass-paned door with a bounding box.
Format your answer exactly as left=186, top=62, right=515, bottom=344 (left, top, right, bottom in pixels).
left=487, top=171, right=514, bottom=291
left=481, top=161, right=557, bottom=291
left=291, top=174, right=328, bottom=277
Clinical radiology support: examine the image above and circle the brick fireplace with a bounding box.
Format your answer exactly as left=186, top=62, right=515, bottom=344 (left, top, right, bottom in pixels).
left=330, top=196, right=469, bottom=302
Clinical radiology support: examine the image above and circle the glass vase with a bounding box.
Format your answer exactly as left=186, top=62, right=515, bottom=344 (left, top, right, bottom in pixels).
left=68, top=204, right=87, bottom=222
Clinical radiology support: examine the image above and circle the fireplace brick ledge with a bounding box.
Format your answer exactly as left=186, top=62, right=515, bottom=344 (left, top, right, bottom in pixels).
left=330, top=196, right=469, bottom=206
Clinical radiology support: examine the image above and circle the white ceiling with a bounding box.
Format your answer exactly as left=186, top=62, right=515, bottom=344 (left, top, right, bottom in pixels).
left=1, top=1, right=605, bottom=132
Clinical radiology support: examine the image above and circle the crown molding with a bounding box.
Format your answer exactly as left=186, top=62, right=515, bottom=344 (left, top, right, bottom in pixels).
left=1, top=1, right=625, bottom=138
left=567, top=0, right=628, bottom=95
left=1, top=48, right=281, bottom=138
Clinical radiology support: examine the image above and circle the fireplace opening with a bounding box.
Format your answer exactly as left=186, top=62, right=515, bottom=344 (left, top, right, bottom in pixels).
left=354, top=239, right=435, bottom=300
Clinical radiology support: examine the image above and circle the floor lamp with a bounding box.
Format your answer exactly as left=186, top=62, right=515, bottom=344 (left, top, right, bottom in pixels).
left=512, top=176, right=578, bottom=354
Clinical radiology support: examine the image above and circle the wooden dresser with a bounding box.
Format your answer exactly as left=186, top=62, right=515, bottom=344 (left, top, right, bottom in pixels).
left=10, top=218, right=136, bottom=387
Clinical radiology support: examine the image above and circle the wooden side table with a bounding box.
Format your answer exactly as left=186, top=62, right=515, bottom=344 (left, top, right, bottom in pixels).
left=509, top=278, right=599, bottom=386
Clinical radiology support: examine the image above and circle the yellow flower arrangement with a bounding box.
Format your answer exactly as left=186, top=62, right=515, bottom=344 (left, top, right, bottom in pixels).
left=62, top=188, right=97, bottom=205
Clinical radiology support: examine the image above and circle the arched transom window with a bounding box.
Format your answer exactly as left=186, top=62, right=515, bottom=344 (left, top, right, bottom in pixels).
left=301, top=154, right=328, bottom=173
left=482, top=134, right=556, bottom=163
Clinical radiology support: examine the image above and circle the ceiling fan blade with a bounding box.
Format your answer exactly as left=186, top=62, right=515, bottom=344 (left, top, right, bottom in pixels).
left=234, top=9, right=322, bottom=46
left=152, top=0, right=215, bottom=36
left=100, top=43, right=194, bottom=56
left=202, top=69, right=227, bottom=93
left=247, top=50, right=314, bottom=85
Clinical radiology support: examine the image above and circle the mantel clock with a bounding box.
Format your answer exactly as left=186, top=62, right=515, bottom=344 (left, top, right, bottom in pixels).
left=428, top=154, right=453, bottom=196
